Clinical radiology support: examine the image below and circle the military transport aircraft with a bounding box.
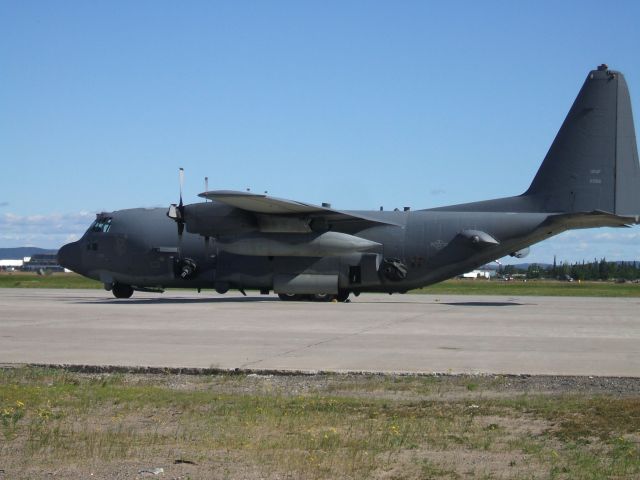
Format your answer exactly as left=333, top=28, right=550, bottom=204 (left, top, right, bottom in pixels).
left=58, top=65, right=640, bottom=301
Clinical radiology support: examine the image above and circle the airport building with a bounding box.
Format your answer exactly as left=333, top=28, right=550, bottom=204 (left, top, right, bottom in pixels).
left=22, top=253, right=64, bottom=272
left=0, top=251, right=70, bottom=273
left=0, top=259, right=24, bottom=271
left=460, top=269, right=494, bottom=279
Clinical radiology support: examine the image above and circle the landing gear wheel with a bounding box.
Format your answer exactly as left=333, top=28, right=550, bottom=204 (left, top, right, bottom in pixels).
left=312, top=293, right=332, bottom=302
left=336, top=290, right=350, bottom=302
left=278, top=293, right=303, bottom=301
left=112, top=283, right=134, bottom=299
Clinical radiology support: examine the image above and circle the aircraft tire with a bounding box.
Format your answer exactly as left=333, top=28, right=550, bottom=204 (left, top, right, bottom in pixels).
left=312, top=293, right=333, bottom=302
left=112, top=283, right=134, bottom=299
left=336, top=290, right=350, bottom=302
left=278, top=293, right=303, bottom=301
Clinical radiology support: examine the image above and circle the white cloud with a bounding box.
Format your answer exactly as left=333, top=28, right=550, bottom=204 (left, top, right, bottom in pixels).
left=0, top=211, right=96, bottom=249
left=501, top=227, right=640, bottom=264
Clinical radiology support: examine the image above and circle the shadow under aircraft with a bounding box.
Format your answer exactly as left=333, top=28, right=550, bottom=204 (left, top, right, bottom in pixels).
left=59, top=65, right=640, bottom=301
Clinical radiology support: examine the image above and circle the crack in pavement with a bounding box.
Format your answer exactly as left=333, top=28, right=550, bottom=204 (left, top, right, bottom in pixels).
left=239, top=311, right=435, bottom=369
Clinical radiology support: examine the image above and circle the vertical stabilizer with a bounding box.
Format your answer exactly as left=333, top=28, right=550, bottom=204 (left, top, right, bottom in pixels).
left=525, top=65, right=640, bottom=217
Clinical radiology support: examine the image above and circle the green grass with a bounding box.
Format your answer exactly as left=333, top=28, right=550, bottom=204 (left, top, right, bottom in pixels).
left=2, top=273, right=640, bottom=297
left=0, top=272, right=102, bottom=289
left=416, top=278, right=640, bottom=297
left=1, top=367, right=639, bottom=479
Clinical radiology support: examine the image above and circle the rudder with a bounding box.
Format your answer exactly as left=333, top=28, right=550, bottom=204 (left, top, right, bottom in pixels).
left=525, top=65, right=640, bottom=217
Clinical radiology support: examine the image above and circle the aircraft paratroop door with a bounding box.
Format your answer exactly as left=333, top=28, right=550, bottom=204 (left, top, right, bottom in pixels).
left=339, top=253, right=382, bottom=289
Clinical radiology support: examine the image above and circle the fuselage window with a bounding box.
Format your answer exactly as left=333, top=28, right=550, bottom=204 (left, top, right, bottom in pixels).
left=90, top=218, right=112, bottom=233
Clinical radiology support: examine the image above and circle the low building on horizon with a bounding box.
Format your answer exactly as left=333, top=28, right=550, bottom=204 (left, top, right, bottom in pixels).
left=0, top=259, right=24, bottom=271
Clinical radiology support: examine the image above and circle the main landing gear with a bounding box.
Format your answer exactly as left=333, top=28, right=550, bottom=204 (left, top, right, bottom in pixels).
left=112, top=283, right=134, bottom=299
left=108, top=284, right=351, bottom=301
left=277, top=290, right=350, bottom=302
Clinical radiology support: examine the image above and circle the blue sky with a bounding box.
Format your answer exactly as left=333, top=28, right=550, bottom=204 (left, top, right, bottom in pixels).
left=1, top=0, right=639, bottom=263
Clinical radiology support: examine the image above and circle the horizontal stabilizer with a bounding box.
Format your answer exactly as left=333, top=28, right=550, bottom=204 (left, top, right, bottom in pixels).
left=543, top=210, right=637, bottom=230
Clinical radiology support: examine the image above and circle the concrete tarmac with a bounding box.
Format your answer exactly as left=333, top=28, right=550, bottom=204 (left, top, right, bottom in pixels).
left=1, top=289, right=639, bottom=376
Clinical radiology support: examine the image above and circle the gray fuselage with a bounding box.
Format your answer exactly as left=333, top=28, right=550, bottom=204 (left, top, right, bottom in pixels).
left=59, top=202, right=554, bottom=295
left=57, top=66, right=640, bottom=299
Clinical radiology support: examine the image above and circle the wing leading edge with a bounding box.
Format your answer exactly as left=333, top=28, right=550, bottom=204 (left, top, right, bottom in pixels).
left=198, top=190, right=401, bottom=230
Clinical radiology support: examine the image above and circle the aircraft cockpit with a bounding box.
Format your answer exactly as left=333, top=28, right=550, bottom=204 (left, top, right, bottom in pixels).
left=88, top=216, right=112, bottom=234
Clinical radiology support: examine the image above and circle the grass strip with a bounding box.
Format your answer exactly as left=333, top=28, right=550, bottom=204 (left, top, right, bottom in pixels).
left=1, top=367, right=638, bottom=479
left=2, top=273, right=640, bottom=297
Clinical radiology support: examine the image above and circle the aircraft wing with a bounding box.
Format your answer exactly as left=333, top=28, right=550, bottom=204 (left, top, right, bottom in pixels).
left=200, top=190, right=329, bottom=214
left=198, top=190, right=400, bottom=230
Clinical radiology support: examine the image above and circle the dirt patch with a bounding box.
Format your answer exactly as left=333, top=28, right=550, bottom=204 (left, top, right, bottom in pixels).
left=1, top=367, right=639, bottom=479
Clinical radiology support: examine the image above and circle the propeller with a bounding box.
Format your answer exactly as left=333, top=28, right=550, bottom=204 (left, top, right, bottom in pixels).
left=204, top=176, right=211, bottom=253
left=178, top=167, right=185, bottom=236
left=167, top=167, right=186, bottom=256
left=167, top=168, right=198, bottom=279
left=179, top=167, right=184, bottom=204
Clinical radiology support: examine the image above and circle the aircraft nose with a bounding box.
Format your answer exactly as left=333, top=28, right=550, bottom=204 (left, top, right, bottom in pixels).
left=57, top=241, right=81, bottom=273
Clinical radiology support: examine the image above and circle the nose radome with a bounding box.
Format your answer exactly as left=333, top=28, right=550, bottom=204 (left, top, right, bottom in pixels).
left=57, top=242, right=81, bottom=272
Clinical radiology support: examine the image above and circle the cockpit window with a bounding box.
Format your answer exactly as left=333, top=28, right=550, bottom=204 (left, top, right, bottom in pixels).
left=90, top=218, right=112, bottom=233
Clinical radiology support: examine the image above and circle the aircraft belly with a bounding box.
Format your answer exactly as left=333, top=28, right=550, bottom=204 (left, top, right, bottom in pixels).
left=213, top=252, right=386, bottom=291
left=219, top=256, right=269, bottom=288
left=274, top=274, right=338, bottom=295
left=398, top=212, right=554, bottom=288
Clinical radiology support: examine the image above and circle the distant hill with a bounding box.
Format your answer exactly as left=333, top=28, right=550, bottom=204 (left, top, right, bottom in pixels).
left=0, top=247, right=58, bottom=260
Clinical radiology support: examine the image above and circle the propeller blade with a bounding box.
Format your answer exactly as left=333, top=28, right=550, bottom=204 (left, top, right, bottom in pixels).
left=179, top=167, right=184, bottom=207
left=177, top=224, right=183, bottom=260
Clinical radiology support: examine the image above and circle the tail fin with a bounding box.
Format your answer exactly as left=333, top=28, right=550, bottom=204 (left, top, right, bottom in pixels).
left=525, top=65, right=640, bottom=217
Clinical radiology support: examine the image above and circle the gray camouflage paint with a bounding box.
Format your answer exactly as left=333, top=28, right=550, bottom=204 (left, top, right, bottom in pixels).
left=58, top=66, right=640, bottom=300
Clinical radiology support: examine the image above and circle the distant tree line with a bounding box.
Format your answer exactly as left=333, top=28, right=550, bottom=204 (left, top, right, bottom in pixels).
left=498, top=259, right=640, bottom=281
